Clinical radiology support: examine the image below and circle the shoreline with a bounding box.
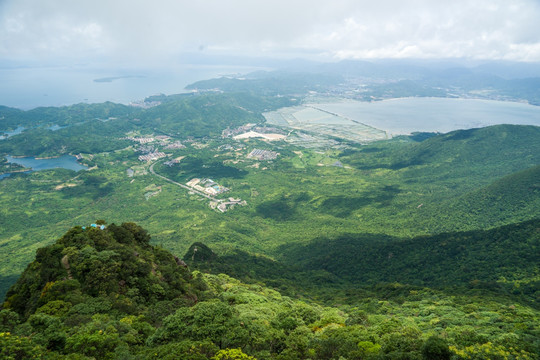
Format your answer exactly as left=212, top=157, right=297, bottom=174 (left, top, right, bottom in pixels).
left=35, top=155, right=62, bottom=160
left=0, top=168, right=32, bottom=176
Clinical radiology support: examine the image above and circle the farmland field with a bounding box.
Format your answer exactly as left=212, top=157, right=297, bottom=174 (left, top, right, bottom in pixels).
left=263, top=105, right=388, bottom=143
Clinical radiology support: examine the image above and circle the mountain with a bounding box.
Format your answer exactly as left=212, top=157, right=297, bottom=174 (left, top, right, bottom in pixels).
left=438, top=165, right=540, bottom=229
left=279, top=219, right=539, bottom=296
left=186, top=219, right=539, bottom=308
left=3, top=222, right=200, bottom=319
left=0, top=102, right=135, bottom=131
left=183, top=60, right=540, bottom=104
left=0, top=93, right=295, bottom=158
left=186, top=71, right=344, bottom=95
left=2, top=223, right=539, bottom=359
left=343, top=124, right=540, bottom=174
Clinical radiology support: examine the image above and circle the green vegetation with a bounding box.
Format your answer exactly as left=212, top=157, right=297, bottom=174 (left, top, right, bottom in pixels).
left=2, top=223, right=538, bottom=359
left=0, top=102, right=134, bottom=131
left=1, top=120, right=538, bottom=298
left=0, top=93, right=294, bottom=158
left=1, top=86, right=539, bottom=358
left=281, top=219, right=540, bottom=294
left=186, top=71, right=343, bottom=96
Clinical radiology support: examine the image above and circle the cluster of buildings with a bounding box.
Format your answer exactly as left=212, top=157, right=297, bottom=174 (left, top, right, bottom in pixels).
left=163, top=159, right=180, bottom=167
left=186, top=178, right=229, bottom=196
left=125, top=136, right=155, bottom=144
left=155, top=135, right=171, bottom=141
left=248, top=148, right=279, bottom=161
left=222, top=124, right=256, bottom=137
left=210, top=197, right=248, bottom=212
left=138, top=152, right=166, bottom=162
left=129, top=100, right=162, bottom=109
left=165, top=141, right=186, bottom=149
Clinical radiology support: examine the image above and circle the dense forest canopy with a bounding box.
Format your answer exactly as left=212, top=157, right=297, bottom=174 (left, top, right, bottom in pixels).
left=1, top=222, right=538, bottom=359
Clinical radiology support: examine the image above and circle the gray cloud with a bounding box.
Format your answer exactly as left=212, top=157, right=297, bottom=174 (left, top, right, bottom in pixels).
left=1, top=0, right=540, bottom=64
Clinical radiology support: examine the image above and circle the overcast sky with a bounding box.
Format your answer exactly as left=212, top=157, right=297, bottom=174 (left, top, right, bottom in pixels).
left=1, top=0, right=540, bottom=66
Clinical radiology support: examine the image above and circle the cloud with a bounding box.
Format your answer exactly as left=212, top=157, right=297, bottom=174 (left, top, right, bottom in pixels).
left=1, top=0, right=540, bottom=64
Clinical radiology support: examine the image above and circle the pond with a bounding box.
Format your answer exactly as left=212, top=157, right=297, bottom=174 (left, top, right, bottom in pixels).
left=2, top=155, right=87, bottom=180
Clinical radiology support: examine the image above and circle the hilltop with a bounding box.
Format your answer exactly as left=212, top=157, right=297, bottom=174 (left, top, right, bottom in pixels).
left=1, top=223, right=539, bottom=359
left=3, top=222, right=200, bottom=319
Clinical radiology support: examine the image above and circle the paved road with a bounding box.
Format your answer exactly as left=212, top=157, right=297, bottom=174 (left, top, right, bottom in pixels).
left=149, top=161, right=221, bottom=202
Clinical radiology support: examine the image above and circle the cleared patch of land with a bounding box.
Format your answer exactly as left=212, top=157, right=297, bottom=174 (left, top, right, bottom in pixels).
left=233, top=131, right=286, bottom=141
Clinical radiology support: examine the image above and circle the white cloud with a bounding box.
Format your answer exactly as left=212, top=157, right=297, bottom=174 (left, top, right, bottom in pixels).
left=1, top=0, right=539, bottom=64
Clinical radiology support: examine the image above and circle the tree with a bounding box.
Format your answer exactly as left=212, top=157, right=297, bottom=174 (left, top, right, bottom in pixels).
left=0, top=310, right=20, bottom=332
left=212, top=348, right=256, bottom=360
left=421, top=336, right=451, bottom=360
left=0, top=332, right=45, bottom=360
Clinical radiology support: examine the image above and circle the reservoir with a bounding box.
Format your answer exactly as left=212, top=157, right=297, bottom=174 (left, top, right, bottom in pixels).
left=0, top=126, right=26, bottom=139
left=5, top=155, right=87, bottom=172
left=0, top=173, right=19, bottom=180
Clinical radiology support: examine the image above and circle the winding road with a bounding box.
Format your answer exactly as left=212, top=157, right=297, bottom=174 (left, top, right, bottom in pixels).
left=149, top=161, right=220, bottom=202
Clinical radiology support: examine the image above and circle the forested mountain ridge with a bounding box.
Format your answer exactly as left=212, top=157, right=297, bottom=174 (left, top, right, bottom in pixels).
left=185, top=61, right=540, bottom=104
left=341, top=125, right=540, bottom=177
left=3, top=222, right=200, bottom=320
left=280, top=219, right=540, bottom=295
left=438, top=165, right=540, bottom=229
left=186, top=219, right=540, bottom=307
left=1, top=223, right=539, bottom=359
left=186, top=71, right=344, bottom=96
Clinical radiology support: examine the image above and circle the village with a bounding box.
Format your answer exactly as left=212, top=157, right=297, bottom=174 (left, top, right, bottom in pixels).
left=122, top=129, right=283, bottom=212
left=118, top=117, right=352, bottom=214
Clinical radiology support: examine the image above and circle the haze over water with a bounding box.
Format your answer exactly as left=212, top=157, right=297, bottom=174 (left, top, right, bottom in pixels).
left=0, top=65, right=267, bottom=110
left=314, top=98, right=540, bottom=135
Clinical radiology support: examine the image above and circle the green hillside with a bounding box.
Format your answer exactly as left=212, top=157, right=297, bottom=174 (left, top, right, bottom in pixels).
left=0, top=102, right=135, bottom=131
left=341, top=125, right=540, bottom=187
left=337, top=125, right=540, bottom=233
left=280, top=219, right=539, bottom=296
left=185, top=71, right=344, bottom=96
left=2, top=223, right=538, bottom=359
left=185, top=219, right=539, bottom=309
left=437, top=165, right=540, bottom=229
left=0, top=93, right=294, bottom=158
left=3, top=222, right=198, bottom=319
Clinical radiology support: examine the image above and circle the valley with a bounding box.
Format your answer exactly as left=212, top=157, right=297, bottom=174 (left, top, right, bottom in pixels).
left=0, top=69, right=539, bottom=359
left=3, top=0, right=540, bottom=356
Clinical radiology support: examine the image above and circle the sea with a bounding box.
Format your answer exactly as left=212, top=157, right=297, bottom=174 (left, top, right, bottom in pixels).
left=313, top=98, right=540, bottom=135
left=0, top=64, right=267, bottom=110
